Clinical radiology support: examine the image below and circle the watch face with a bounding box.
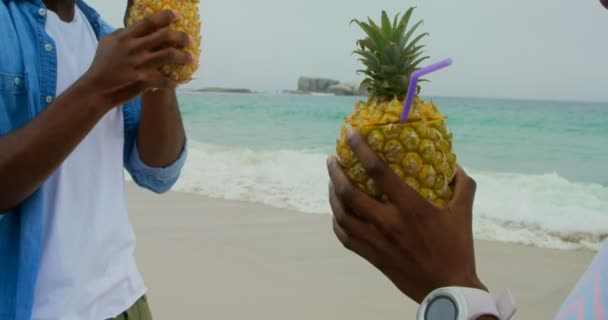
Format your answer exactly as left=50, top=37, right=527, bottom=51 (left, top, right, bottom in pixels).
left=425, top=296, right=459, bottom=320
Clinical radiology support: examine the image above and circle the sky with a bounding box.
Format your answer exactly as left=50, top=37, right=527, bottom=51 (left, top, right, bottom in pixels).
left=87, top=0, right=608, bottom=102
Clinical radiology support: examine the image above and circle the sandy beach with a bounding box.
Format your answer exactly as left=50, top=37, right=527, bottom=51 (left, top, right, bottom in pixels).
left=126, top=183, right=596, bottom=319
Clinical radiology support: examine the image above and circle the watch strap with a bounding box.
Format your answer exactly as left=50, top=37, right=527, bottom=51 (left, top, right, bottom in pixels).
left=418, top=287, right=516, bottom=320
left=458, top=287, right=501, bottom=319
left=496, top=290, right=517, bottom=320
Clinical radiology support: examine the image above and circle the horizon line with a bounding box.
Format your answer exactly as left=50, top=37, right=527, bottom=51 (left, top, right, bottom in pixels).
left=177, top=88, right=608, bottom=105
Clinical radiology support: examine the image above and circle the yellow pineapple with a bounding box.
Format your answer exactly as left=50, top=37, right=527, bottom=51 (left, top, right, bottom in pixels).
left=336, top=8, right=457, bottom=207
left=126, top=0, right=202, bottom=82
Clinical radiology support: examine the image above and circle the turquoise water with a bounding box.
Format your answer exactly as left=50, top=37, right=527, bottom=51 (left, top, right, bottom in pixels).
left=179, top=92, right=608, bottom=185
left=169, top=92, right=608, bottom=250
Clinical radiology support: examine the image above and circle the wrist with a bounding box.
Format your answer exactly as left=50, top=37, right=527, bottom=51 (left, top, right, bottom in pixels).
left=446, top=272, right=488, bottom=293
left=72, top=73, right=113, bottom=115
left=143, top=87, right=175, bottom=96
left=141, top=87, right=176, bottom=107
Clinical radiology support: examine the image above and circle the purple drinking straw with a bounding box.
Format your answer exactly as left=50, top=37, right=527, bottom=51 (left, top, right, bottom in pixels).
left=401, top=58, right=453, bottom=123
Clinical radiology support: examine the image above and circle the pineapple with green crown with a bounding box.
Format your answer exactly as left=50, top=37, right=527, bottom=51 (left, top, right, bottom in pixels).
left=336, top=7, right=457, bottom=207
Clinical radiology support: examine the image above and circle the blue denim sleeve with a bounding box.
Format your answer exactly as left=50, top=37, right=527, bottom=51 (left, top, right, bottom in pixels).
left=122, top=96, right=188, bottom=194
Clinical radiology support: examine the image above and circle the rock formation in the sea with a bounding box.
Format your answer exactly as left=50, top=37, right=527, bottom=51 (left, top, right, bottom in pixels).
left=326, top=84, right=353, bottom=96
left=327, top=82, right=369, bottom=96
left=297, top=77, right=340, bottom=93
left=294, top=77, right=367, bottom=96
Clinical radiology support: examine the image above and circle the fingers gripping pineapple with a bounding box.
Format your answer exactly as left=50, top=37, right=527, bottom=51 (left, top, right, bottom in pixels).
left=336, top=8, right=457, bottom=207
left=126, top=0, right=202, bottom=82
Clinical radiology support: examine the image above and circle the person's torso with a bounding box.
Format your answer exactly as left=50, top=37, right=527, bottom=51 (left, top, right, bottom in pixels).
left=31, top=7, right=145, bottom=320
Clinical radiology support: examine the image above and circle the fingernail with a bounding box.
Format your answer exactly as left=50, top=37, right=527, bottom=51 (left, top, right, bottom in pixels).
left=344, top=125, right=361, bottom=148
left=188, top=35, right=195, bottom=45
left=172, top=10, right=181, bottom=19
left=344, top=125, right=355, bottom=138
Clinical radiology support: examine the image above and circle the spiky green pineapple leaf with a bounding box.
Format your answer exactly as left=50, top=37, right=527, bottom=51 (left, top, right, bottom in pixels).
left=351, top=19, right=384, bottom=51
left=354, top=50, right=381, bottom=68
left=381, top=65, right=399, bottom=75
left=356, top=69, right=379, bottom=79
left=392, top=9, right=414, bottom=45
left=398, top=20, right=426, bottom=52
left=402, top=33, right=429, bottom=56
left=353, top=7, right=431, bottom=99
left=381, top=11, right=393, bottom=39
left=375, top=42, right=396, bottom=67
left=404, top=49, right=429, bottom=69
left=366, top=16, right=383, bottom=36
left=410, top=56, right=431, bottom=70
left=361, top=78, right=373, bottom=87
left=392, top=12, right=401, bottom=30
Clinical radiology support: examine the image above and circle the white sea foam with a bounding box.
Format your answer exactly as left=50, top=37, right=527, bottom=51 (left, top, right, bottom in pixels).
left=172, top=141, right=330, bottom=214
left=133, top=140, right=608, bottom=251
left=471, top=171, right=608, bottom=250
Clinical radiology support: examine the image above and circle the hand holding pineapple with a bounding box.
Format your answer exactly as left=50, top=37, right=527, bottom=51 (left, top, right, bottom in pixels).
left=327, top=143, right=486, bottom=304
left=126, top=0, right=202, bottom=82
left=81, top=10, right=195, bottom=109
left=327, top=7, right=490, bottom=305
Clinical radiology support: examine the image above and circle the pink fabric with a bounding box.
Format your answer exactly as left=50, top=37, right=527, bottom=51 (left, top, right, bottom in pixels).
left=555, top=241, right=608, bottom=320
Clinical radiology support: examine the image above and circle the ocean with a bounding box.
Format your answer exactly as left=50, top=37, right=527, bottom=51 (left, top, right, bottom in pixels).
left=165, top=92, right=608, bottom=250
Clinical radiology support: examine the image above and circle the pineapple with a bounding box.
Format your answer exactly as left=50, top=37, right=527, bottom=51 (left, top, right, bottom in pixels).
left=336, top=8, right=457, bottom=207
left=126, top=0, right=202, bottom=82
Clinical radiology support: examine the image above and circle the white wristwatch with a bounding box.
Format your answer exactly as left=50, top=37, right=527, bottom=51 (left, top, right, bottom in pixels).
left=416, top=287, right=516, bottom=320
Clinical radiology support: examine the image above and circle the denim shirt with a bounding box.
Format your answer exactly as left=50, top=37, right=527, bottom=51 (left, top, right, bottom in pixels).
left=0, top=1, right=187, bottom=319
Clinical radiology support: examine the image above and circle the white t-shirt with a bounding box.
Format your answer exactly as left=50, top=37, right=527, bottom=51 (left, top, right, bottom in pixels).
left=32, top=7, right=146, bottom=320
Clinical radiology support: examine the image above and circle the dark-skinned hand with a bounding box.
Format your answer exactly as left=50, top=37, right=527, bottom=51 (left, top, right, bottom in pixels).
left=327, top=125, right=488, bottom=305
left=80, top=9, right=195, bottom=111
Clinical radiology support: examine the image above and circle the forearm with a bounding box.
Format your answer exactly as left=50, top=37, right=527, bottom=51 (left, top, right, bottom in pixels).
left=136, top=88, right=186, bottom=167
left=0, top=80, right=107, bottom=211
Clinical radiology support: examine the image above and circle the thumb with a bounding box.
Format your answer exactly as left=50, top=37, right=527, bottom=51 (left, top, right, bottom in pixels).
left=449, top=165, right=477, bottom=212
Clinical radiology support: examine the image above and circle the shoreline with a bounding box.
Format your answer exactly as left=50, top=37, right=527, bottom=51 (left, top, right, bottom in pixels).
left=126, top=183, right=596, bottom=319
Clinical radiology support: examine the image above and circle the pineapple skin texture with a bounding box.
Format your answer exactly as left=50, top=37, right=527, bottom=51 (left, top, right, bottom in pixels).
left=126, top=0, right=202, bottom=82
left=336, top=96, right=457, bottom=207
